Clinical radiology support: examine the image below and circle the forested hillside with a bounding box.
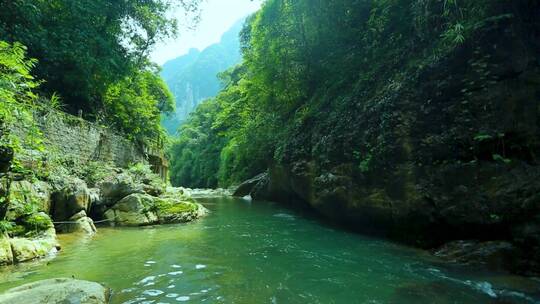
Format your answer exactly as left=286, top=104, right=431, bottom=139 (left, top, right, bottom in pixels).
left=0, top=0, right=202, bottom=145
left=1, top=0, right=540, bottom=301
left=169, top=0, right=540, bottom=273
left=161, top=19, right=244, bottom=134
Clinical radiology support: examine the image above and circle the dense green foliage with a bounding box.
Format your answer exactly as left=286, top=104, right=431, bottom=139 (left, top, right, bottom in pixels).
left=0, top=41, right=44, bottom=162
left=168, top=0, right=499, bottom=188
left=0, top=0, right=200, bottom=143
left=161, top=18, right=244, bottom=134
left=104, top=67, right=174, bottom=142
left=169, top=99, right=225, bottom=188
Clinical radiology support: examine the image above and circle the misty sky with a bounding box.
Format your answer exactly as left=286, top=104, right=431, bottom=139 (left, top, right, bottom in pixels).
left=151, top=0, right=262, bottom=65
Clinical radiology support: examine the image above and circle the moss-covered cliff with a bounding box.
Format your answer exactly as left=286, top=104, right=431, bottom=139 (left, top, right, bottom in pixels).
left=253, top=1, right=540, bottom=274
left=172, top=0, right=540, bottom=274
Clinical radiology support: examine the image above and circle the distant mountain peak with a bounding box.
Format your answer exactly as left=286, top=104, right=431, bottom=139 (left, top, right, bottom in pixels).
left=161, top=17, right=246, bottom=135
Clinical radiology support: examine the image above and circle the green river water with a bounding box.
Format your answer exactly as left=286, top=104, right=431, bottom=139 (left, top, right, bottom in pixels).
left=0, top=197, right=539, bottom=304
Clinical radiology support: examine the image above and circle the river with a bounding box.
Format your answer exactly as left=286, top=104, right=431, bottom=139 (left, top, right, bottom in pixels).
left=0, top=197, right=539, bottom=303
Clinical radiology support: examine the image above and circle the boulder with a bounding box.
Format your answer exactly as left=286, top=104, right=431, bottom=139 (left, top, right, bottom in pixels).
left=104, top=193, right=158, bottom=226
left=51, top=178, right=91, bottom=221
left=233, top=173, right=268, bottom=197
left=0, top=235, right=13, bottom=265
left=0, top=278, right=110, bottom=304
left=97, top=173, right=144, bottom=207
left=56, top=210, right=97, bottom=235
left=9, top=228, right=59, bottom=263
left=104, top=192, right=208, bottom=226
left=6, top=180, right=51, bottom=221
left=154, top=197, right=208, bottom=224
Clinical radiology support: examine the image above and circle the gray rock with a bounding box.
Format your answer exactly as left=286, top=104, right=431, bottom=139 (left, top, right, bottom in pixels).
left=57, top=210, right=97, bottom=235
left=0, top=278, right=110, bottom=304
left=189, top=188, right=232, bottom=198
left=51, top=178, right=91, bottom=221
left=97, top=173, right=144, bottom=207
left=104, top=193, right=157, bottom=226
left=233, top=173, right=268, bottom=197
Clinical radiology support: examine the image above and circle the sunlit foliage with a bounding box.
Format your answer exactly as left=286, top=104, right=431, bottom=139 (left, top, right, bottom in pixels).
left=168, top=0, right=495, bottom=188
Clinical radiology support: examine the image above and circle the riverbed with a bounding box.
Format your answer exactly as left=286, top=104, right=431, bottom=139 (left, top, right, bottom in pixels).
left=0, top=197, right=539, bottom=303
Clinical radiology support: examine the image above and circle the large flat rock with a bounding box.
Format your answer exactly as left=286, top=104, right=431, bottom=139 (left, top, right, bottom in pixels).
left=0, top=278, right=110, bottom=304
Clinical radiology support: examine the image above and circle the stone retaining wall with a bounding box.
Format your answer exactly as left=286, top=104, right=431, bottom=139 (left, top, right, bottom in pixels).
left=11, top=109, right=164, bottom=171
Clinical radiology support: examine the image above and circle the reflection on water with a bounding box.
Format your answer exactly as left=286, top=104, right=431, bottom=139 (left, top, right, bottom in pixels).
left=0, top=197, right=539, bottom=304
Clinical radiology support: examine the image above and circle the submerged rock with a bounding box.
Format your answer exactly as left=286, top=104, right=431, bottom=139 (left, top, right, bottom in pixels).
left=0, top=278, right=110, bottom=304
left=434, top=240, right=521, bottom=273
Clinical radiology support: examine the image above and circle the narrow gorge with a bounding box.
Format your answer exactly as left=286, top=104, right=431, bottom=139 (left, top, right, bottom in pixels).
left=0, top=0, right=539, bottom=303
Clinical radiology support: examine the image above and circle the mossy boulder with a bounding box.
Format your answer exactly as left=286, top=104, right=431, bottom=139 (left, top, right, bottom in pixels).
left=4, top=212, right=55, bottom=240
left=154, top=197, right=207, bottom=224
left=104, top=193, right=158, bottom=226
left=9, top=227, right=59, bottom=263
left=103, top=191, right=207, bottom=227
left=6, top=180, right=51, bottom=221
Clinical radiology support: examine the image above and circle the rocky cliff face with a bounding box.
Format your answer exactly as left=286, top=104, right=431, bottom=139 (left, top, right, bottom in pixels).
left=247, top=2, right=540, bottom=274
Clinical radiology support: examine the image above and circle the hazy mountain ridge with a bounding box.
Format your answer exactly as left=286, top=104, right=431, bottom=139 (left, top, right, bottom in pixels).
left=161, top=18, right=244, bottom=134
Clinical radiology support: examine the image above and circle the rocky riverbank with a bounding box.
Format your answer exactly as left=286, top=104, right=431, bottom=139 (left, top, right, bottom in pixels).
left=0, top=162, right=208, bottom=267
left=235, top=164, right=540, bottom=277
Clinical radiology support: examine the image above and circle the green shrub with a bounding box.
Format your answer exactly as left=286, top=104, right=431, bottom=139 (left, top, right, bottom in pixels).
left=0, top=220, right=14, bottom=234
left=19, top=212, right=53, bottom=235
